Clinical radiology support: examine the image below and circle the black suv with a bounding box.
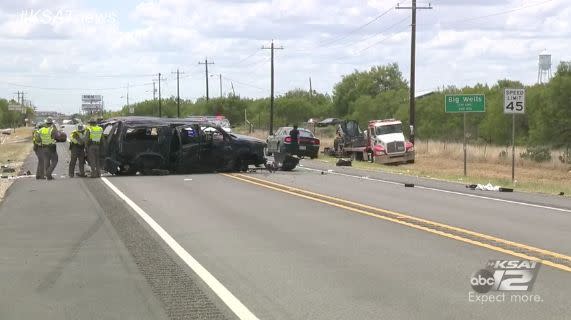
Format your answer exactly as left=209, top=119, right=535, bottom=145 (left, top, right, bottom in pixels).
left=101, top=117, right=266, bottom=175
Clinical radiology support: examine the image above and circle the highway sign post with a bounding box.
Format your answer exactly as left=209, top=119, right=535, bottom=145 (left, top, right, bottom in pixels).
left=504, top=88, right=525, bottom=182
left=445, top=94, right=486, bottom=176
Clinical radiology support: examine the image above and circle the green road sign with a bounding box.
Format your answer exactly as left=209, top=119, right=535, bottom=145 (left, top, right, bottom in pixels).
left=445, top=94, right=485, bottom=113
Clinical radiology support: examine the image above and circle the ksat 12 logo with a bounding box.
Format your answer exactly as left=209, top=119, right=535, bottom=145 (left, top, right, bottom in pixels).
left=470, top=260, right=541, bottom=293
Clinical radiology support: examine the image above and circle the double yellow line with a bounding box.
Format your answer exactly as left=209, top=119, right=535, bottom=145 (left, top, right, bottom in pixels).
left=222, top=173, right=571, bottom=273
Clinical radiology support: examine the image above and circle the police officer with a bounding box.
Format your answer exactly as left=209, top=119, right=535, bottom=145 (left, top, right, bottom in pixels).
left=69, top=124, right=87, bottom=177
left=38, top=117, right=58, bottom=180
left=85, top=118, right=103, bottom=178
left=289, top=124, right=300, bottom=154
left=32, top=123, right=44, bottom=179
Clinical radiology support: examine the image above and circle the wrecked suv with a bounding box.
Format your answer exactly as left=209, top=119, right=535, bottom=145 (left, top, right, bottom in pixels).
left=100, top=117, right=266, bottom=175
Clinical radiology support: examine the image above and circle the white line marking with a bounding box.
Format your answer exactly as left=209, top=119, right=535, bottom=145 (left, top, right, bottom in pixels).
left=184, top=178, right=193, bottom=181
left=101, top=177, right=259, bottom=320
left=303, top=167, right=401, bottom=186
left=301, top=166, right=571, bottom=213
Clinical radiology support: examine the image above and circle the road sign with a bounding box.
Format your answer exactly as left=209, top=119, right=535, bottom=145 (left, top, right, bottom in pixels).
left=504, top=88, right=525, bottom=182
left=445, top=94, right=486, bottom=113
left=8, top=104, right=22, bottom=112
left=129, top=107, right=134, bottom=114
left=504, top=88, right=525, bottom=114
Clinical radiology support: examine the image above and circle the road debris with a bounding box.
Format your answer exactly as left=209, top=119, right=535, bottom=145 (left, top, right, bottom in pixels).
left=466, top=183, right=514, bottom=192
left=336, top=158, right=352, bottom=166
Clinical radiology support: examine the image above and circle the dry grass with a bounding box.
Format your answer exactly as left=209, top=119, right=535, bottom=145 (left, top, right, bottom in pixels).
left=239, top=128, right=570, bottom=196
left=0, top=127, right=34, bottom=201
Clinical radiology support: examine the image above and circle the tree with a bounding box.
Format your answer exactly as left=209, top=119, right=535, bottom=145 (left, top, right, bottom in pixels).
left=332, top=63, right=408, bottom=117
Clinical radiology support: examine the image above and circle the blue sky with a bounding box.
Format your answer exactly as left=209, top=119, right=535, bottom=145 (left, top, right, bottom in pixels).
left=0, top=0, right=569, bottom=114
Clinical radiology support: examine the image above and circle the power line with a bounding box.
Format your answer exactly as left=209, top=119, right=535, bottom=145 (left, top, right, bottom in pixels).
left=317, top=5, right=397, bottom=47
left=0, top=80, right=151, bottom=91
left=357, top=21, right=410, bottom=53
left=355, top=16, right=410, bottom=51
left=221, top=76, right=265, bottom=91
left=419, top=0, right=553, bottom=27
left=1, top=72, right=155, bottom=79
left=218, top=49, right=261, bottom=67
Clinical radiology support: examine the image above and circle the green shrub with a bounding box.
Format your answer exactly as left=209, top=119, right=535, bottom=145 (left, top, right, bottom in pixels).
left=520, top=146, right=552, bottom=162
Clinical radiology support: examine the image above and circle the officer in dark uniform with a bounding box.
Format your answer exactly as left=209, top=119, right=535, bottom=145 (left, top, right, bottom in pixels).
left=289, top=125, right=300, bottom=154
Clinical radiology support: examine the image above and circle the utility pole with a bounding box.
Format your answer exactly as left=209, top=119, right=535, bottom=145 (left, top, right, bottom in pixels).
left=218, top=74, right=222, bottom=98
left=309, top=77, right=313, bottom=97
left=14, top=91, right=26, bottom=105
left=198, top=58, right=214, bottom=101
left=153, top=73, right=163, bottom=117
left=152, top=81, right=157, bottom=100
left=172, top=69, right=184, bottom=118
left=397, top=0, right=432, bottom=145
left=231, top=82, right=236, bottom=96
left=262, top=40, right=284, bottom=135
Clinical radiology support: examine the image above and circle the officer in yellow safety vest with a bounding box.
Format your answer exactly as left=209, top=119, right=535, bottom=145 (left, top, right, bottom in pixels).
left=85, top=118, right=103, bottom=178
left=38, top=117, right=58, bottom=180
left=69, top=124, right=87, bottom=177
left=32, top=123, right=44, bottom=179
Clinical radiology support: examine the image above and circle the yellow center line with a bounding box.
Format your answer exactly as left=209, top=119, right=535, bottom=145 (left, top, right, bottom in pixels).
left=221, top=173, right=571, bottom=273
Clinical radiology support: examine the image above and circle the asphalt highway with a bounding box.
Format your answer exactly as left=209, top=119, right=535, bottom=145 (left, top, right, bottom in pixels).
left=1, top=131, right=570, bottom=319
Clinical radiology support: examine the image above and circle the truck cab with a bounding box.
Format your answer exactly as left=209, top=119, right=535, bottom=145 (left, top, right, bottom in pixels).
left=366, top=119, right=415, bottom=164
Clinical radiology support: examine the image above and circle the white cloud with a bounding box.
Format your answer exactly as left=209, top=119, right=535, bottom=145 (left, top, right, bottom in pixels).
left=0, top=0, right=569, bottom=112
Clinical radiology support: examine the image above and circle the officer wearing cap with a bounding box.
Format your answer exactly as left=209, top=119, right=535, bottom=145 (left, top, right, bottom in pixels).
left=32, top=122, right=44, bottom=179
left=69, top=123, right=87, bottom=177
left=85, top=118, right=103, bottom=178
left=38, top=117, right=58, bottom=180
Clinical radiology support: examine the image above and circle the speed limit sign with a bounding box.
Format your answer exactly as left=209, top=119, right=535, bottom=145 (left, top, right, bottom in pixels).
left=504, top=88, right=525, bottom=114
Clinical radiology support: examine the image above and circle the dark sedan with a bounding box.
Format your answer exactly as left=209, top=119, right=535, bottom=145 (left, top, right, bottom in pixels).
left=266, top=127, right=320, bottom=159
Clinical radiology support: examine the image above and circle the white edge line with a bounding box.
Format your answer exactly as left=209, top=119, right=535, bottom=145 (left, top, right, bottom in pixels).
left=100, top=177, right=259, bottom=320
left=302, top=167, right=571, bottom=214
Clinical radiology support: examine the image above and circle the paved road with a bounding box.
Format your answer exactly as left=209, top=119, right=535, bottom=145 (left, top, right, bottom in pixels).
left=1, top=139, right=570, bottom=319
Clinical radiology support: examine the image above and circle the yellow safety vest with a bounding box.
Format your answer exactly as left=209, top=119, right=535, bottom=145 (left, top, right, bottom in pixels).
left=70, top=130, right=86, bottom=145
left=88, top=125, right=103, bottom=143
left=32, top=130, right=42, bottom=146
left=38, top=127, right=55, bottom=146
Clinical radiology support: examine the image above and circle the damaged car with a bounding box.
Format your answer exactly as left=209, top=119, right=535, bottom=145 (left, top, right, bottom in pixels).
left=100, top=116, right=266, bottom=175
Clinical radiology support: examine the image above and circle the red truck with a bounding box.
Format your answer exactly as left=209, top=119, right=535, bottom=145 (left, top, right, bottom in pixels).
left=333, top=119, right=415, bottom=164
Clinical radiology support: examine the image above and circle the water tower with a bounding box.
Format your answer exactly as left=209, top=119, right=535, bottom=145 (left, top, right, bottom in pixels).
left=537, top=50, right=552, bottom=84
